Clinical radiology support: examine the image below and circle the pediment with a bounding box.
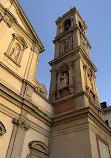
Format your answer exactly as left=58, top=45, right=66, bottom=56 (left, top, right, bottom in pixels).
left=0, top=0, right=44, bottom=52
left=29, top=141, right=49, bottom=154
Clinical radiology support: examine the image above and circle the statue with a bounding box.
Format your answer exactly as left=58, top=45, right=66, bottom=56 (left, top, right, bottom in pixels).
left=60, top=73, right=68, bottom=89
left=10, top=44, right=21, bottom=62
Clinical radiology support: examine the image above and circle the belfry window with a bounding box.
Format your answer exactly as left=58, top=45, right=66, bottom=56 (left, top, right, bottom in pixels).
left=64, top=19, right=71, bottom=31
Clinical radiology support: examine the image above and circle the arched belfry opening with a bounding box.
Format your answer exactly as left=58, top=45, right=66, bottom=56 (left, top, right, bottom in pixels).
left=64, top=19, right=71, bottom=31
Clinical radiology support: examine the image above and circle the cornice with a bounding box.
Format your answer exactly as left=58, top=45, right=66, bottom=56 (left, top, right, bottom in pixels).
left=0, top=62, right=50, bottom=101
left=102, top=107, right=111, bottom=114
left=0, top=82, right=52, bottom=125
left=88, top=108, right=111, bottom=136
left=51, top=107, right=111, bottom=136
left=49, top=46, right=80, bottom=66
left=54, top=91, right=85, bottom=105
left=49, top=46, right=97, bottom=72
left=53, top=25, right=91, bottom=48
left=53, top=25, right=77, bottom=43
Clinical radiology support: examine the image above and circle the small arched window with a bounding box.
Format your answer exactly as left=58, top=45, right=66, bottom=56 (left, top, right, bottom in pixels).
left=64, top=19, right=71, bottom=31
left=0, top=121, right=6, bottom=135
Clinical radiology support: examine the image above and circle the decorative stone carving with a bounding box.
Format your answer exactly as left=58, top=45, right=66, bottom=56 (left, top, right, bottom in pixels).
left=0, top=13, right=3, bottom=22
left=9, top=43, right=21, bottom=61
left=58, top=72, right=68, bottom=90
left=28, top=141, right=49, bottom=158
left=63, top=37, right=71, bottom=53
left=12, top=33, right=28, bottom=49
left=0, top=121, right=6, bottom=135
left=5, top=33, right=28, bottom=66
left=4, top=15, right=12, bottom=27
left=12, top=118, right=30, bottom=131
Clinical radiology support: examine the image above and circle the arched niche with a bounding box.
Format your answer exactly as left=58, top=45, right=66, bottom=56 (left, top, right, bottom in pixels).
left=64, top=19, right=71, bottom=31
left=5, top=33, right=28, bottom=66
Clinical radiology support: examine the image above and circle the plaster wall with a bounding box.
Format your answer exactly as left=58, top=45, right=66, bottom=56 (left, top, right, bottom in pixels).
left=0, top=95, right=21, bottom=114
left=0, top=66, right=22, bottom=94
left=89, top=117, right=111, bottom=158
left=49, top=128, right=92, bottom=158
left=21, top=128, right=49, bottom=158
left=31, top=91, right=52, bottom=116
left=0, top=112, right=13, bottom=158
left=27, top=113, right=50, bottom=132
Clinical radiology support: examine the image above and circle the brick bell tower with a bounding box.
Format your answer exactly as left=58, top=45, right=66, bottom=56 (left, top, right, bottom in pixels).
left=49, top=7, right=101, bottom=116
left=48, top=7, right=111, bottom=158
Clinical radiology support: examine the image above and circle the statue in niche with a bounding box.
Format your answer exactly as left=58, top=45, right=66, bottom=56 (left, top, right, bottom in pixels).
left=59, top=73, right=68, bottom=89
left=64, top=40, right=69, bottom=52
left=10, top=42, right=21, bottom=62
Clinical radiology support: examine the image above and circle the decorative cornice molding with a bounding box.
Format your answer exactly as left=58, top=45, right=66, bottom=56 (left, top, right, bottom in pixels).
left=0, top=82, right=52, bottom=124
left=0, top=3, right=44, bottom=52
left=29, top=141, right=49, bottom=154
left=49, top=46, right=97, bottom=72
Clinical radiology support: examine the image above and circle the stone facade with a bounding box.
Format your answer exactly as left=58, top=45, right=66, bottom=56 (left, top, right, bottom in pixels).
left=0, top=0, right=52, bottom=158
left=0, top=1, right=111, bottom=158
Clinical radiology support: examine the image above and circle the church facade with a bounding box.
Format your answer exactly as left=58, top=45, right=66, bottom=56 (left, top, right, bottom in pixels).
left=0, top=0, right=111, bottom=158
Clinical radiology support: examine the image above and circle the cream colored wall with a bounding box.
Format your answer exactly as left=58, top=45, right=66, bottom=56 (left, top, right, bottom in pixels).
left=0, top=66, right=22, bottom=94
left=89, top=117, right=111, bottom=158
left=21, top=128, right=49, bottom=158
left=0, top=112, right=13, bottom=158
left=49, top=128, right=92, bottom=158
left=0, top=2, right=41, bottom=90
left=31, top=92, right=52, bottom=116
left=27, top=113, right=50, bottom=131
left=0, top=0, right=26, bottom=30
left=0, top=0, right=10, bottom=8
left=0, top=20, right=33, bottom=78
left=0, top=96, right=21, bottom=114
left=89, top=129, right=99, bottom=158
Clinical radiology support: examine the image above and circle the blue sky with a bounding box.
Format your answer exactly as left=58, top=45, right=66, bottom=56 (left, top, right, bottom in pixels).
left=18, top=0, right=111, bottom=105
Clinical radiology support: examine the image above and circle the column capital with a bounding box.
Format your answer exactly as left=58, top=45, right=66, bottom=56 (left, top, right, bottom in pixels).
left=12, top=118, right=30, bottom=130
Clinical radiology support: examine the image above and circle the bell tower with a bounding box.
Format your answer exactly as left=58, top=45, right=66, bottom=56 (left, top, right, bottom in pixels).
left=49, top=7, right=111, bottom=158
left=49, top=7, right=101, bottom=116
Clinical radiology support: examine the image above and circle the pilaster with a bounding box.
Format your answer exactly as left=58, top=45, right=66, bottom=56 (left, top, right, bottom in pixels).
left=6, top=115, right=30, bottom=158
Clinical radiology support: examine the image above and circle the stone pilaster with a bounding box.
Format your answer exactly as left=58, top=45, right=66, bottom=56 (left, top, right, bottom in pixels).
left=74, top=56, right=83, bottom=93
left=68, top=64, right=73, bottom=93
left=49, top=68, right=56, bottom=102
left=6, top=118, right=30, bottom=158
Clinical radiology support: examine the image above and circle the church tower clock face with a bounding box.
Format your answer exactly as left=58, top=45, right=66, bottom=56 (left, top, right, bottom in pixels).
left=49, top=7, right=101, bottom=116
